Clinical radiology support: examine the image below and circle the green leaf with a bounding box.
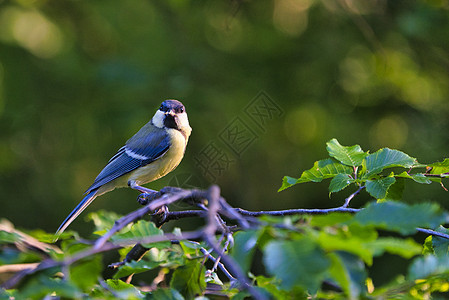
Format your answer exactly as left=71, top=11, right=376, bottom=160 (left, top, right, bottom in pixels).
left=20, top=276, right=81, bottom=299
left=364, top=148, right=417, bottom=178
left=316, top=231, right=375, bottom=265
left=114, top=259, right=162, bottom=279
left=326, top=138, right=368, bottom=167
left=230, top=230, right=259, bottom=272
left=254, top=275, right=306, bottom=299
left=310, top=213, right=354, bottom=227
left=423, top=236, right=434, bottom=255
left=170, top=260, right=206, bottom=298
left=365, top=237, right=421, bottom=258
left=429, top=158, right=449, bottom=175
left=0, top=230, right=20, bottom=244
left=395, top=171, right=432, bottom=184
left=329, top=173, right=354, bottom=194
left=365, top=176, right=396, bottom=199
left=147, top=288, right=184, bottom=300
left=353, top=202, right=448, bottom=235
left=278, top=176, right=299, bottom=191
left=328, top=252, right=367, bottom=299
left=112, top=220, right=171, bottom=249
left=88, top=210, right=124, bottom=235
left=380, top=177, right=404, bottom=201
left=279, top=159, right=353, bottom=191
left=263, top=238, right=330, bottom=292
left=408, top=255, right=449, bottom=280
left=431, top=226, right=449, bottom=257
left=104, top=279, right=144, bottom=299
left=69, top=255, right=102, bottom=291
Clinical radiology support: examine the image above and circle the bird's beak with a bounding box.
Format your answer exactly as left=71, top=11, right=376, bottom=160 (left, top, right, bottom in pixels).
left=165, top=110, right=176, bottom=117
left=163, top=110, right=179, bottom=129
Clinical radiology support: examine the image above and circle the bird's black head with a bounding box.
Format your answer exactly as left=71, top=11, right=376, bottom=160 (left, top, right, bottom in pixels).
left=156, top=99, right=186, bottom=130
left=159, top=100, right=185, bottom=115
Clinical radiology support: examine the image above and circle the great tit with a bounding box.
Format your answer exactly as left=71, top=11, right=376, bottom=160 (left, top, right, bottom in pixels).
left=56, top=99, right=192, bottom=235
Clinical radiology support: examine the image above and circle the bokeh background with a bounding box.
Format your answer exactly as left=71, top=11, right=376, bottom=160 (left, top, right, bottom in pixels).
left=1, top=0, right=449, bottom=280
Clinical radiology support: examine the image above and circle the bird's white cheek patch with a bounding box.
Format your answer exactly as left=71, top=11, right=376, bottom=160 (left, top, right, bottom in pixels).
left=177, top=112, right=192, bottom=137
left=177, top=112, right=190, bottom=128
left=152, top=110, right=165, bottom=128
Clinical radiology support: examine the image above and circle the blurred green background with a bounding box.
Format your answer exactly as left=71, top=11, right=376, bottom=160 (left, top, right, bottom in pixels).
left=1, top=0, right=449, bottom=246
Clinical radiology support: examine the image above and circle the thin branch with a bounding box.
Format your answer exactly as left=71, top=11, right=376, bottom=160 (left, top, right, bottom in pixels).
left=202, top=185, right=267, bottom=300
left=416, top=228, right=449, bottom=240
left=0, top=263, right=40, bottom=273
left=343, top=185, right=365, bottom=208
left=2, top=231, right=202, bottom=289
left=94, top=189, right=206, bottom=249
left=235, top=206, right=361, bottom=216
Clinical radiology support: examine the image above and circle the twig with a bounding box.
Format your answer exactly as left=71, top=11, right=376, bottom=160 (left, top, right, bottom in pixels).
left=2, top=231, right=202, bottom=289
left=0, top=263, right=40, bottom=273
left=202, top=185, right=267, bottom=300
left=342, top=185, right=365, bottom=208
left=94, top=189, right=206, bottom=249
left=235, top=206, right=361, bottom=216
left=416, top=228, right=449, bottom=240
left=219, top=197, right=250, bottom=229
left=196, top=245, right=236, bottom=282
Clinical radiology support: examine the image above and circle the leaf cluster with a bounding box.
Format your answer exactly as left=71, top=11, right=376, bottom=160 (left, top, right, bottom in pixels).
left=2, top=139, right=449, bottom=299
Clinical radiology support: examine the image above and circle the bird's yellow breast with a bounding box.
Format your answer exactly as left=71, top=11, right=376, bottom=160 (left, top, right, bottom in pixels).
left=127, top=128, right=187, bottom=185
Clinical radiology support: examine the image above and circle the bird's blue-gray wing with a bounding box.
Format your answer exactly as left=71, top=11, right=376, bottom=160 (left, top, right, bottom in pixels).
left=85, top=127, right=170, bottom=193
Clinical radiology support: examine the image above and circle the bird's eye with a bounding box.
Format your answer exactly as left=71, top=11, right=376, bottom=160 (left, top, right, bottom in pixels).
left=179, top=107, right=184, bottom=113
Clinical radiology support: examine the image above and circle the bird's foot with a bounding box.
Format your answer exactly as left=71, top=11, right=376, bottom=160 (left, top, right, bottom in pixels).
left=137, top=186, right=184, bottom=205
left=137, top=191, right=159, bottom=206
left=152, top=205, right=170, bottom=226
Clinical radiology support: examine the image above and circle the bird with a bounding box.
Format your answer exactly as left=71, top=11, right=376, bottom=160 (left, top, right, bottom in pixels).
left=55, top=99, right=192, bottom=236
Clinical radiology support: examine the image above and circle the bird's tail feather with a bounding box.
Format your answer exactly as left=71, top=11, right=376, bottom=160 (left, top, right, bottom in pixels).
left=55, top=189, right=98, bottom=237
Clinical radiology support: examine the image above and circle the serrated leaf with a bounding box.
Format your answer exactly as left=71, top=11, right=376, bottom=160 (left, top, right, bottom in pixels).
left=279, top=159, right=353, bottom=192
left=408, top=255, right=449, bottom=280
left=395, top=171, right=432, bottom=184
left=278, top=176, right=300, bottom=191
left=329, top=173, right=354, bottom=193
left=279, top=158, right=352, bottom=191
left=230, top=230, right=259, bottom=272
left=364, top=148, right=417, bottom=178
left=380, top=177, right=404, bottom=201
left=365, top=177, right=396, bottom=199
left=263, top=238, right=330, bottom=292
left=300, top=159, right=353, bottom=182
left=112, top=220, right=171, bottom=249
left=354, top=202, right=448, bottom=235
left=326, top=138, right=368, bottom=167
left=429, top=158, right=449, bottom=175
left=170, top=260, right=206, bottom=298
